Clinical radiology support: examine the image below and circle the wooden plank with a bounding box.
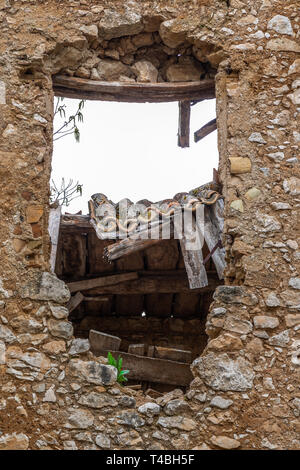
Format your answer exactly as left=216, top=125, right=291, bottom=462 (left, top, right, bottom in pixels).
left=87, top=232, right=114, bottom=274
left=93, top=349, right=193, bottom=386
left=203, top=204, right=225, bottom=279
left=153, top=346, right=192, bottom=364
left=89, top=330, right=121, bottom=353
left=53, top=75, right=215, bottom=103
left=105, top=237, right=162, bottom=262
left=48, top=206, right=61, bottom=273
left=67, top=291, right=84, bottom=313
left=194, top=118, right=217, bottom=143
left=60, top=215, right=92, bottom=232
left=84, top=274, right=219, bottom=295
left=67, top=271, right=139, bottom=293
left=178, top=101, right=191, bottom=148
left=83, top=296, right=110, bottom=302
left=173, top=203, right=208, bottom=289
left=61, top=233, right=87, bottom=279
left=128, top=344, right=145, bottom=356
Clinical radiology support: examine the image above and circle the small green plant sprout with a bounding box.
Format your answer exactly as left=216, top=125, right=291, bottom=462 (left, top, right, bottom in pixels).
left=107, top=352, right=130, bottom=385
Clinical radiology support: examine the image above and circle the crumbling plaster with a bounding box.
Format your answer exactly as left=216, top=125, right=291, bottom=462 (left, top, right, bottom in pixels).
left=0, top=0, right=299, bottom=450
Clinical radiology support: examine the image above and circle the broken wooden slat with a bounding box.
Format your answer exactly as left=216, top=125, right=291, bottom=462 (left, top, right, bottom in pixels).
left=128, top=344, right=145, bottom=356
left=178, top=101, right=191, bottom=148
left=147, top=345, right=155, bottom=357
left=105, top=237, right=162, bottom=262
left=67, top=272, right=138, bottom=293
left=48, top=205, right=61, bottom=273
left=67, top=291, right=84, bottom=313
left=145, top=388, right=163, bottom=399
left=84, top=274, right=219, bottom=295
left=60, top=214, right=92, bottom=232
left=203, top=204, right=225, bottom=279
left=194, top=118, right=217, bottom=143
left=89, top=330, right=121, bottom=353
left=53, top=76, right=215, bottom=103
left=93, top=349, right=193, bottom=386
left=173, top=204, right=208, bottom=289
left=153, top=346, right=192, bottom=364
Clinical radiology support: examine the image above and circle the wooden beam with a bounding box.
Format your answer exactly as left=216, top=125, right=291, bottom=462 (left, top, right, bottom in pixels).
left=194, top=118, right=217, bottom=143
left=83, top=273, right=219, bottom=295
left=53, top=75, right=215, bottom=103
left=60, top=215, right=92, bottom=233
left=67, top=291, right=84, bottom=313
left=83, top=296, right=110, bottom=302
left=105, top=237, right=163, bottom=262
left=178, top=101, right=191, bottom=148
left=67, top=272, right=139, bottom=293
left=173, top=196, right=208, bottom=289
left=153, top=346, right=191, bottom=364
left=92, top=349, right=193, bottom=386
left=89, top=330, right=121, bottom=352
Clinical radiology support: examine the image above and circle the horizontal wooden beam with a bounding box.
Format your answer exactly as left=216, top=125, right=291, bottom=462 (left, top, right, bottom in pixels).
left=53, top=75, right=215, bottom=103
left=194, top=118, right=217, bottom=143
left=67, top=272, right=138, bottom=293
left=83, top=273, right=219, bottom=295
left=60, top=215, right=92, bottom=233
left=92, top=349, right=193, bottom=386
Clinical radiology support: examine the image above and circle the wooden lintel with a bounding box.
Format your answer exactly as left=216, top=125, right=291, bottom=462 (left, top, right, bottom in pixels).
left=178, top=101, right=191, bottom=148
left=194, top=118, right=217, bottom=143
left=92, top=349, right=193, bottom=386
left=67, top=271, right=138, bottom=293
left=53, top=75, right=215, bottom=103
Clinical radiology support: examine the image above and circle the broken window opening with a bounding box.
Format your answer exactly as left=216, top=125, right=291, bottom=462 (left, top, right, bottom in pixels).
left=50, top=72, right=224, bottom=396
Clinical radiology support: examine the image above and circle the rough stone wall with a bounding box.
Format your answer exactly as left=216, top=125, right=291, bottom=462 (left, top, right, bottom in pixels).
left=0, top=0, right=299, bottom=450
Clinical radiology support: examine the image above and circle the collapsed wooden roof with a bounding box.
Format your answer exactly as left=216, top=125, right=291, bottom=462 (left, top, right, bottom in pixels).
left=87, top=181, right=225, bottom=289
left=53, top=181, right=225, bottom=312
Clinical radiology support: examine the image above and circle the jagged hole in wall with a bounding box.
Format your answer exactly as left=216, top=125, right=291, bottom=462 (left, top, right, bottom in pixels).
left=51, top=38, right=223, bottom=394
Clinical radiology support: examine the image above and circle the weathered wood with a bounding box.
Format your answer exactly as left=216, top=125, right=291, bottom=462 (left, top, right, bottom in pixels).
left=145, top=388, right=163, bottom=399
left=83, top=296, right=110, bottom=302
left=67, top=272, right=139, bottom=293
left=61, top=233, right=87, bottom=280
left=89, top=330, right=121, bottom=353
left=84, top=274, right=219, bottom=295
left=173, top=202, right=208, bottom=289
left=48, top=206, right=61, bottom=273
left=60, top=215, right=92, bottom=232
left=128, top=344, right=145, bottom=356
left=67, top=291, right=84, bottom=313
left=194, top=118, right=217, bottom=143
left=106, top=237, right=162, bottom=261
left=93, top=349, right=193, bottom=386
left=53, top=75, right=215, bottom=103
left=203, top=204, right=225, bottom=279
left=178, top=101, right=191, bottom=148
left=154, top=346, right=192, bottom=364
left=88, top=232, right=114, bottom=274
left=147, top=346, right=155, bottom=357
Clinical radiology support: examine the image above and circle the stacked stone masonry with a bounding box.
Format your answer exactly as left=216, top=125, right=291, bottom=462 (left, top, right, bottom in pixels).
left=0, top=0, right=299, bottom=450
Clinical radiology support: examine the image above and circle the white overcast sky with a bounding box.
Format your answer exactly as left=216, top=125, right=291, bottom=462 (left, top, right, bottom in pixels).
left=52, top=98, right=218, bottom=214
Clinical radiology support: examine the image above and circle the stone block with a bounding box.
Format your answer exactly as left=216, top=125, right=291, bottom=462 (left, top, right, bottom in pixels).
left=229, top=157, right=252, bottom=174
